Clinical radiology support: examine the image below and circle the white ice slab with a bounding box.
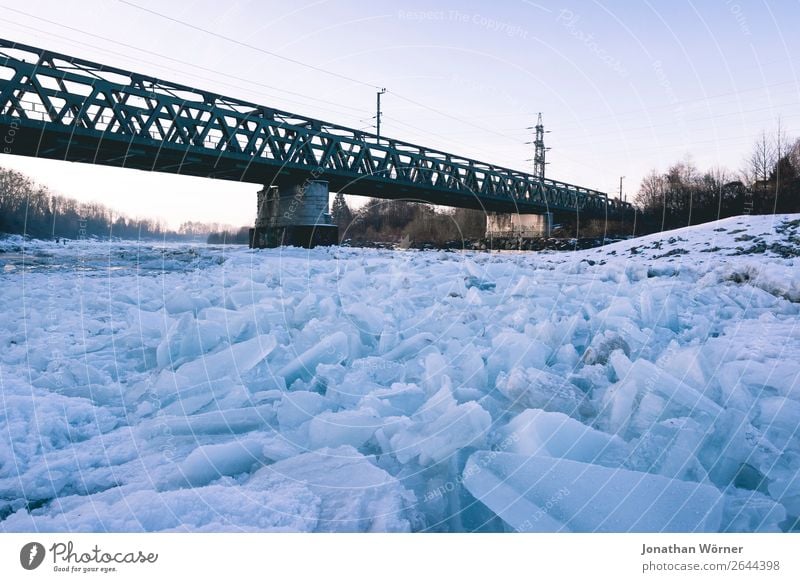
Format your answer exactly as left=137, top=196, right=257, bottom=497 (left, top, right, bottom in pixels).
left=463, top=452, right=724, bottom=532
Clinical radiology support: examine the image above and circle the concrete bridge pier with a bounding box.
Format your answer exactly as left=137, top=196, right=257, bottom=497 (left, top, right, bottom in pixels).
left=485, top=212, right=552, bottom=238
left=249, top=180, right=338, bottom=248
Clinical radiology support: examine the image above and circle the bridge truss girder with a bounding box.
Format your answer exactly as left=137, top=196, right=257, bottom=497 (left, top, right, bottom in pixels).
left=0, top=38, right=632, bottom=218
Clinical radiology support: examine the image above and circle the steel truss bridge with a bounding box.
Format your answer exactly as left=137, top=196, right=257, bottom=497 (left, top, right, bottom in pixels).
left=0, top=38, right=632, bottom=217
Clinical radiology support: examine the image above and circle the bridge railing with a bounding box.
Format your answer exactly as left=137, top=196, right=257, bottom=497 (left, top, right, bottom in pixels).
left=0, top=38, right=633, bottom=216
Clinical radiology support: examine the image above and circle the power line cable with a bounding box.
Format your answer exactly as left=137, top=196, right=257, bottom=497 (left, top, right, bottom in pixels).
left=115, top=0, right=528, bottom=146
left=117, top=0, right=382, bottom=90
left=0, top=7, right=370, bottom=118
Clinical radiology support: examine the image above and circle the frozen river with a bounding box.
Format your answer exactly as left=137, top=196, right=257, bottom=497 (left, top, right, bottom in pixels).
left=1, top=214, right=798, bottom=532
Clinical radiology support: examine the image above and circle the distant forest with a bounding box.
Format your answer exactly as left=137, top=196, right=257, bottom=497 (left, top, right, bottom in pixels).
left=0, top=166, right=249, bottom=244
left=331, top=193, right=487, bottom=244
left=634, top=128, right=800, bottom=232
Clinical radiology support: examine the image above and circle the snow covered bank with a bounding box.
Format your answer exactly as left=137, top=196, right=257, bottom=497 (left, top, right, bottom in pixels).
left=1, top=214, right=798, bottom=531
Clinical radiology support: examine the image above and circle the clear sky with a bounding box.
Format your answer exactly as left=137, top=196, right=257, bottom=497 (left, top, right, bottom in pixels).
left=1, top=0, right=799, bottom=227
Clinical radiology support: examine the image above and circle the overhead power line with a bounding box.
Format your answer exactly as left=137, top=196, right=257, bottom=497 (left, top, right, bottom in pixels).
left=116, top=0, right=525, bottom=146
left=0, top=7, right=372, bottom=118
left=117, top=0, right=383, bottom=90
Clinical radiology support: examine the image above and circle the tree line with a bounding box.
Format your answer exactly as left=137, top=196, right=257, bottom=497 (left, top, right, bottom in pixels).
left=0, top=166, right=246, bottom=243
left=331, top=192, right=487, bottom=244
left=635, top=128, right=800, bottom=231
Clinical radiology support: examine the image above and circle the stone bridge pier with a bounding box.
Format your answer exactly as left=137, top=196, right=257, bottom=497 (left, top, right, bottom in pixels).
left=486, top=212, right=553, bottom=238
left=249, top=180, right=338, bottom=248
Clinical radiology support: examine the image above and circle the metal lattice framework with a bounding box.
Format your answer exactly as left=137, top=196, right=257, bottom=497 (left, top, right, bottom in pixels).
left=0, top=38, right=632, bottom=216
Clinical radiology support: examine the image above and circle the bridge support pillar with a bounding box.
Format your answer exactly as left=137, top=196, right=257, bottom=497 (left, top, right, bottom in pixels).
left=485, top=212, right=552, bottom=238
left=249, top=180, right=338, bottom=248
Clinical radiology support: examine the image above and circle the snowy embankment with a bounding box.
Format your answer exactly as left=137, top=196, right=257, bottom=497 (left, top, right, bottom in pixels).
left=0, top=214, right=798, bottom=532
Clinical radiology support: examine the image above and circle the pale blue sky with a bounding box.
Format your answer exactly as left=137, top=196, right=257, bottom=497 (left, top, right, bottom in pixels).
left=1, top=0, right=798, bottom=227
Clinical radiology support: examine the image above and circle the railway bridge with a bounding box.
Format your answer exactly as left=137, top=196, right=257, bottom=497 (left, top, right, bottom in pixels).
left=0, top=38, right=632, bottom=247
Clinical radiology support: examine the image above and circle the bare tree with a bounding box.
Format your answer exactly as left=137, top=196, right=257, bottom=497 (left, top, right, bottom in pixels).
left=790, top=138, right=800, bottom=170
left=749, top=130, right=776, bottom=187
left=634, top=170, right=665, bottom=212
left=773, top=118, right=791, bottom=208
left=702, top=166, right=732, bottom=220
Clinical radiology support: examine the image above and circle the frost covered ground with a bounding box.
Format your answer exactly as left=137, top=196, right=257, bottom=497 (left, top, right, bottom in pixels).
left=1, top=214, right=799, bottom=532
